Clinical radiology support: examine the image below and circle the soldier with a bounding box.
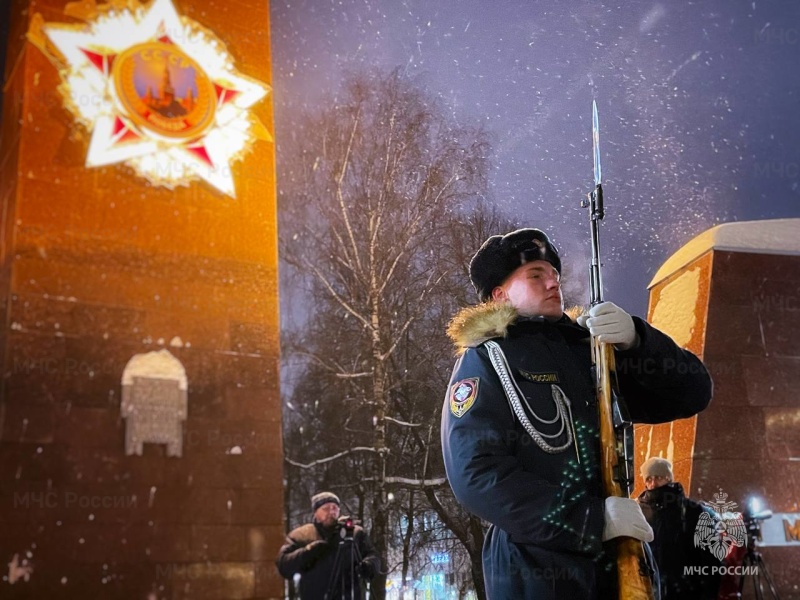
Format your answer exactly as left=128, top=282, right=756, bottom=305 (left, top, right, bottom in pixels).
left=441, top=228, right=713, bottom=599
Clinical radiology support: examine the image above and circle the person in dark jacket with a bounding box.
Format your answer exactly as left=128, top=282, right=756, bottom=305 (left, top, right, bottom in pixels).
left=276, top=491, right=380, bottom=600
left=637, top=457, right=721, bottom=599
left=441, top=228, right=713, bottom=600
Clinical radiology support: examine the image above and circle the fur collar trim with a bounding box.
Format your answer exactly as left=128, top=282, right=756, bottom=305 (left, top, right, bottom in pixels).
left=446, top=303, right=585, bottom=355
left=447, top=303, right=517, bottom=355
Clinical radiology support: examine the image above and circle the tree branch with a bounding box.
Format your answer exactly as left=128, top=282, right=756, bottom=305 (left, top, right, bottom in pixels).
left=384, top=476, right=448, bottom=487
left=385, top=416, right=421, bottom=427
left=285, top=447, right=380, bottom=469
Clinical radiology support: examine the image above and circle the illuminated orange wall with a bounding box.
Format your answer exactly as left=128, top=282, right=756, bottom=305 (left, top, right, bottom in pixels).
left=638, top=249, right=800, bottom=597
left=0, top=1, right=283, bottom=598
left=633, top=251, right=713, bottom=497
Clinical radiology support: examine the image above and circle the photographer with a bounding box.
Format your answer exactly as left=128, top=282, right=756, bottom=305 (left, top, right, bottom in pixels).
left=637, top=458, right=721, bottom=599
left=276, top=491, right=380, bottom=600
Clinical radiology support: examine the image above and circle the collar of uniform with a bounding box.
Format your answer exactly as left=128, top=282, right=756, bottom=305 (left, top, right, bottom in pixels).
left=513, top=314, right=590, bottom=342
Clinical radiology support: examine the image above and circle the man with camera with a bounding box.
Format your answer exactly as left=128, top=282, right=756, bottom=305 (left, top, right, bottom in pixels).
left=637, top=457, right=721, bottom=599
left=276, top=491, right=380, bottom=600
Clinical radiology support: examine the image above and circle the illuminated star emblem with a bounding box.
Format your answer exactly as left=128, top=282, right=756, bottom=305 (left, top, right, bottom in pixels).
left=31, top=0, right=272, bottom=198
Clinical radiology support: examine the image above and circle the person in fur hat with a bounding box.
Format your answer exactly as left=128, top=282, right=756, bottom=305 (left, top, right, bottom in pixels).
left=441, top=228, right=712, bottom=599
left=276, top=491, right=380, bottom=600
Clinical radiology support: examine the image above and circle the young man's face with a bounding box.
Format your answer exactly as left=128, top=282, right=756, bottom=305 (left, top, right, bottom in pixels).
left=491, top=260, right=563, bottom=319
left=314, top=501, right=340, bottom=527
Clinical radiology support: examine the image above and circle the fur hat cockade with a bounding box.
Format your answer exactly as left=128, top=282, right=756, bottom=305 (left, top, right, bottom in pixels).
left=469, top=228, right=561, bottom=302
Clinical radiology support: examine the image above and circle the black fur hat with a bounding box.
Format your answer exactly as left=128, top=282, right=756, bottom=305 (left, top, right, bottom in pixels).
left=469, top=228, right=561, bottom=302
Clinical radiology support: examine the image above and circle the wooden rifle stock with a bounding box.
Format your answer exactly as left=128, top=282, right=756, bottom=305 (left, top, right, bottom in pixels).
left=593, top=339, right=655, bottom=600
left=586, top=101, right=655, bottom=599
left=581, top=101, right=655, bottom=600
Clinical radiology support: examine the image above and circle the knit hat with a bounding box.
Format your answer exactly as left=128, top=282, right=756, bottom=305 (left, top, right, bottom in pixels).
left=469, top=228, right=561, bottom=302
left=311, top=491, right=340, bottom=512
left=640, top=457, right=673, bottom=480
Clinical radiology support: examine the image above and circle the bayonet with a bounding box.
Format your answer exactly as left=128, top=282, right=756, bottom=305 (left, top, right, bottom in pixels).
left=583, top=100, right=656, bottom=600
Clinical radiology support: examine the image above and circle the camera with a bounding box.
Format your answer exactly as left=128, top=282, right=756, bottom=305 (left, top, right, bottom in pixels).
left=337, top=516, right=358, bottom=539
left=743, top=498, right=772, bottom=533
left=742, top=504, right=773, bottom=543
left=735, top=498, right=782, bottom=599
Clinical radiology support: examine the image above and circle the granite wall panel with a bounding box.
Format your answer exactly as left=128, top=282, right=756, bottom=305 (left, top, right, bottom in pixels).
left=646, top=249, right=800, bottom=599
left=0, top=0, right=283, bottom=597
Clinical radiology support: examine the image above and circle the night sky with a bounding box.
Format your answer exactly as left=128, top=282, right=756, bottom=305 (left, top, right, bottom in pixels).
left=269, top=0, right=800, bottom=316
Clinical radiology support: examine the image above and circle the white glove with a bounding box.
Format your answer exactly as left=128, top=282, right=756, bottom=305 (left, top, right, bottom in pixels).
left=577, top=302, right=639, bottom=350
left=602, top=497, right=654, bottom=542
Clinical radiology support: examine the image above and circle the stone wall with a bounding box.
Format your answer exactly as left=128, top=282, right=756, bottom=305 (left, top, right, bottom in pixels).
left=0, top=1, right=284, bottom=598
left=637, top=227, right=800, bottom=599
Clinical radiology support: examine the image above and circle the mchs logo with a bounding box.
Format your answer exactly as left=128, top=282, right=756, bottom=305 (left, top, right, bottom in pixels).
left=685, top=488, right=753, bottom=577
left=694, top=488, right=747, bottom=561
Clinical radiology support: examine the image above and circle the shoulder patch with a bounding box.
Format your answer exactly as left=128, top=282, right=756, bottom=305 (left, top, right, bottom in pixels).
left=518, top=369, right=560, bottom=384
left=449, top=378, right=479, bottom=418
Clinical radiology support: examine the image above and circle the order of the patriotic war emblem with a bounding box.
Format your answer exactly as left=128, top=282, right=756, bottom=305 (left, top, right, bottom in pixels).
left=694, top=488, right=747, bottom=561
left=450, top=378, right=479, bottom=418
left=31, top=0, right=272, bottom=198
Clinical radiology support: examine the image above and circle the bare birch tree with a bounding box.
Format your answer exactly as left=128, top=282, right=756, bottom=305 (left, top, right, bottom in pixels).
left=279, top=69, right=515, bottom=599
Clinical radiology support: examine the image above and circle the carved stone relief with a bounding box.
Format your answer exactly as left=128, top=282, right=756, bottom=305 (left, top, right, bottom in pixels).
left=121, top=350, right=188, bottom=457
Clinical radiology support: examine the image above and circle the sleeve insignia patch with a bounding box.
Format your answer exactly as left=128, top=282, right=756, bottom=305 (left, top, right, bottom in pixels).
left=449, top=378, right=479, bottom=418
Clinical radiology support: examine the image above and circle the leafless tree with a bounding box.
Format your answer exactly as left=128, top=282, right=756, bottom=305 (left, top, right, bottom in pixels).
left=279, top=68, right=519, bottom=599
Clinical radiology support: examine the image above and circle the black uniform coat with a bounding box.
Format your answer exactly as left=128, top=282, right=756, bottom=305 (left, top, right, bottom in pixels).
left=441, top=303, right=712, bottom=600
left=276, top=520, right=380, bottom=600
left=638, top=482, right=722, bottom=599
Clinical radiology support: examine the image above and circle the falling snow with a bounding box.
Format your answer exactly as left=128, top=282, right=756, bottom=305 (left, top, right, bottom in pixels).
left=270, top=0, right=799, bottom=315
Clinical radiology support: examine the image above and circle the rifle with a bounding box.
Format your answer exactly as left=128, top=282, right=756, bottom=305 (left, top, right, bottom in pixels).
left=582, top=100, right=656, bottom=600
